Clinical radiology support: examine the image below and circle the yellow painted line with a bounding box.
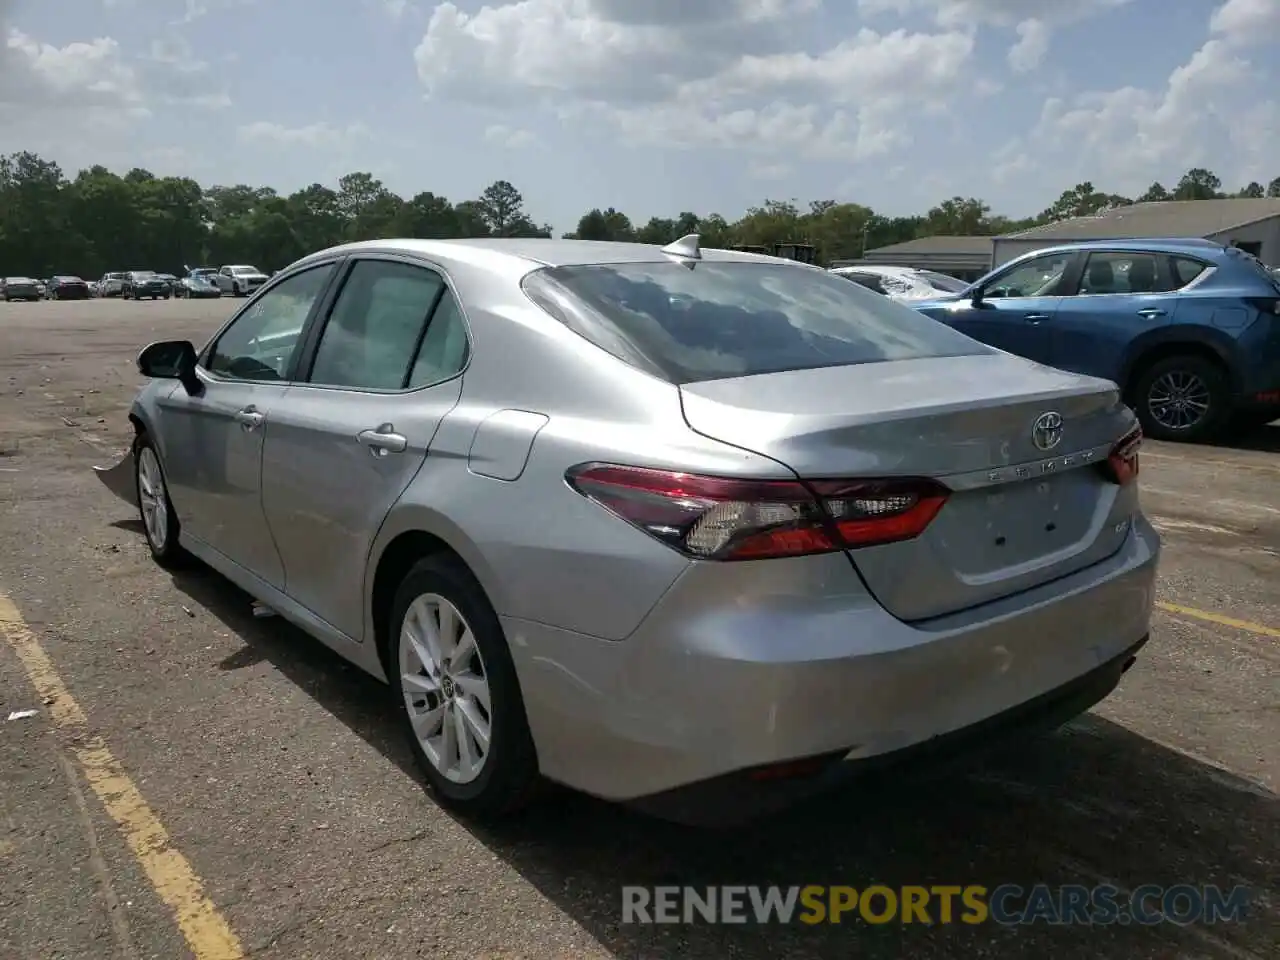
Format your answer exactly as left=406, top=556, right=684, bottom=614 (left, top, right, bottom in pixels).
left=1156, top=601, right=1280, bottom=639
left=0, top=594, right=244, bottom=960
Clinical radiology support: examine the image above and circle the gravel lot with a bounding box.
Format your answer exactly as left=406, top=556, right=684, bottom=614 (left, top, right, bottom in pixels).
left=0, top=297, right=1276, bottom=960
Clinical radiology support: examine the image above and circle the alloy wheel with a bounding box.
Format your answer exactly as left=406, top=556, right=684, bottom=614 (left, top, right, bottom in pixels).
left=137, top=446, right=169, bottom=549
left=1147, top=370, right=1211, bottom=431
left=399, top=593, right=492, bottom=784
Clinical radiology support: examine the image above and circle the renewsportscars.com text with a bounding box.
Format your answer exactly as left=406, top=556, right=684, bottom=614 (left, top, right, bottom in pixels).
left=621, top=884, right=1251, bottom=926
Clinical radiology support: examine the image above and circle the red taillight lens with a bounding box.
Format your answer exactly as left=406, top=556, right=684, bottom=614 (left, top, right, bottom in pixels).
left=565, top=464, right=949, bottom=561
left=809, top=479, right=950, bottom=547
left=1101, top=426, right=1141, bottom=485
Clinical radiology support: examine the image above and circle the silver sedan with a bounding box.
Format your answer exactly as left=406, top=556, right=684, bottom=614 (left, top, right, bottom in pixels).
left=94, top=236, right=1159, bottom=824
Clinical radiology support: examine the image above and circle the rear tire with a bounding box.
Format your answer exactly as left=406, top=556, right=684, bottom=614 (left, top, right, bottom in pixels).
left=388, top=555, right=539, bottom=820
left=134, top=435, right=190, bottom=569
left=1131, top=354, right=1230, bottom=443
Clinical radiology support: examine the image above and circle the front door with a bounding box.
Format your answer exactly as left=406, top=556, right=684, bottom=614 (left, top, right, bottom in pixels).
left=260, top=256, right=471, bottom=641
left=161, top=262, right=338, bottom=587
left=945, top=250, right=1078, bottom=365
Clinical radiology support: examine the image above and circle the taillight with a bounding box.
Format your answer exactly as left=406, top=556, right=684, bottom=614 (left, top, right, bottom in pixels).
left=1100, top=426, right=1141, bottom=485
left=565, top=463, right=949, bottom=561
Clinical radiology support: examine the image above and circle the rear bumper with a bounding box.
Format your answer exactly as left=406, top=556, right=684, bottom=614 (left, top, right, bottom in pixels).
left=631, top=635, right=1147, bottom=825
left=504, top=515, right=1159, bottom=815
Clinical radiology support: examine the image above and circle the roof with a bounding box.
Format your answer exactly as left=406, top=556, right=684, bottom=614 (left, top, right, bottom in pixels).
left=1000, top=199, right=1280, bottom=241
left=1001, top=238, right=1239, bottom=261
left=863, top=235, right=995, bottom=256
left=301, top=237, right=785, bottom=270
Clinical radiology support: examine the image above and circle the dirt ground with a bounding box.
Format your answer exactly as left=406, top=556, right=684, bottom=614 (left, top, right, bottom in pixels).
left=0, top=297, right=1276, bottom=960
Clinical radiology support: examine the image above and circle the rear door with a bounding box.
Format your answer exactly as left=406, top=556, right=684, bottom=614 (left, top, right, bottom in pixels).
left=1049, top=249, right=1177, bottom=383
left=259, top=255, right=469, bottom=642
left=932, top=250, right=1077, bottom=364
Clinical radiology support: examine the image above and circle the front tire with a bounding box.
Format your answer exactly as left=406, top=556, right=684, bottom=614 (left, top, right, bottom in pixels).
left=1131, top=354, right=1230, bottom=443
left=389, top=556, right=538, bottom=819
left=135, top=436, right=189, bottom=568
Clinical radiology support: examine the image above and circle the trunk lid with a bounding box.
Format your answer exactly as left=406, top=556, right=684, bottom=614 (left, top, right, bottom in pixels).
left=679, top=353, right=1139, bottom=621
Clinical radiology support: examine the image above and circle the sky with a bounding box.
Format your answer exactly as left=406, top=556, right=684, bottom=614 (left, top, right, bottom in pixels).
left=0, top=0, right=1277, bottom=235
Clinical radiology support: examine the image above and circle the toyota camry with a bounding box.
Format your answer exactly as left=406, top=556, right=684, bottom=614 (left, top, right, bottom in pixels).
left=93, top=236, right=1159, bottom=824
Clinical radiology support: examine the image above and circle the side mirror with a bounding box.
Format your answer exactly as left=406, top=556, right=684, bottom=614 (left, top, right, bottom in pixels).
left=137, top=340, right=202, bottom=395
left=969, top=286, right=984, bottom=306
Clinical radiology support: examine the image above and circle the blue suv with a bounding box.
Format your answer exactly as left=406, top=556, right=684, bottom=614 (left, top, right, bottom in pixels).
left=911, top=239, right=1280, bottom=442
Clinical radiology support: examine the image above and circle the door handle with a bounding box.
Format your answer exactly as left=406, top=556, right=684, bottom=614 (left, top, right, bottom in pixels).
left=357, top=424, right=408, bottom=456
left=1137, top=308, right=1167, bottom=318
left=235, top=406, right=265, bottom=431
left=1023, top=313, right=1050, bottom=322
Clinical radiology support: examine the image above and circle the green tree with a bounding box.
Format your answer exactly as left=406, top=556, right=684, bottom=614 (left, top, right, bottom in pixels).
left=1172, top=168, right=1222, bottom=201
left=1, top=149, right=1271, bottom=278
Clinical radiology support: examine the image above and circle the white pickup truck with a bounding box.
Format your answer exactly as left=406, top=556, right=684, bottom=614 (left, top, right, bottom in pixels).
left=214, top=264, right=270, bottom=297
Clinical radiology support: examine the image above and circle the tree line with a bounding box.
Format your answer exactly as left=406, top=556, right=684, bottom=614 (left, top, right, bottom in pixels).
left=1, top=150, right=1277, bottom=280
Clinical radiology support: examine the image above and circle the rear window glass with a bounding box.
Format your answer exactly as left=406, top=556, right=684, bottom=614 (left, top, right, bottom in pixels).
left=521, top=261, right=990, bottom=384
left=1170, top=256, right=1209, bottom=287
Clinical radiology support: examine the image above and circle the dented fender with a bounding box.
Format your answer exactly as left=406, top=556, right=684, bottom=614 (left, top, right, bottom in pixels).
left=93, top=446, right=138, bottom=508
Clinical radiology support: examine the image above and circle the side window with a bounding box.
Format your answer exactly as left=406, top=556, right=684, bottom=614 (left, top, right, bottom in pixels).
left=1170, top=256, right=1209, bottom=288
left=1075, top=252, right=1170, bottom=295
left=407, top=290, right=469, bottom=387
left=206, top=265, right=333, bottom=381
left=308, top=260, right=445, bottom=391
left=986, top=253, right=1072, bottom=298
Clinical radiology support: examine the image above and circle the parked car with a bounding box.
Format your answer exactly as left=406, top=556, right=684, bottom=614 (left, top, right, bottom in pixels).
left=911, top=239, right=1280, bottom=442
left=175, top=267, right=222, bottom=299
left=46, top=275, right=91, bottom=300
left=35, top=279, right=47, bottom=298
left=98, top=272, right=127, bottom=297
left=215, top=264, right=269, bottom=297
left=1, top=277, right=40, bottom=301
left=92, top=235, right=1157, bottom=825
left=121, top=270, right=172, bottom=300
left=830, top=264, right=970, bottom=300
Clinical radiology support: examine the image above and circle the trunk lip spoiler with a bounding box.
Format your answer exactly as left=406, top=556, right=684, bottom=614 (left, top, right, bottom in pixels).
left=93, top=447, right=138, bottom=508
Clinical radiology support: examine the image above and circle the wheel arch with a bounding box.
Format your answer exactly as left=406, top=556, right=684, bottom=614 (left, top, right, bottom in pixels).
left=1119, top=327, right=1239, bottom=403
left=365, top=507, right=508, bottom=682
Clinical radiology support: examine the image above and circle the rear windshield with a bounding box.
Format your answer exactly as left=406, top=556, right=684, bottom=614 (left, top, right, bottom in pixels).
left=521, top=261, right=989, bottom=384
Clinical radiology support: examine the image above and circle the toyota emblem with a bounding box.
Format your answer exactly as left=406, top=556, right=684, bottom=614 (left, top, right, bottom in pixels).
left=1032, top=412, right=1064, bottom=451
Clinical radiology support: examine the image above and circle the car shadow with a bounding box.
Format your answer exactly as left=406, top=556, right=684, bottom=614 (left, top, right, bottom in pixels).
left=169, top=565, right=1278, bottom=960
left=1206, top=421, right=1280, bottom=453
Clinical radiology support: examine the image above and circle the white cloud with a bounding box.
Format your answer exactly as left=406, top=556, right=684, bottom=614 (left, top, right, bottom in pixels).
left=483, top=124, right=536, bottom=148
left=1007, top=18, right=1048, bottom=73
left=1014, top=0, right=1279, bottom=194
left=0, top=28, right=145, bottom=113
left=861, top=0, right=1132, bottom=72
left=413, top=0, right=977, bottom=161
left=747, top=160, right=791, bottom=180
left=236, top=121, right=370, bottom=147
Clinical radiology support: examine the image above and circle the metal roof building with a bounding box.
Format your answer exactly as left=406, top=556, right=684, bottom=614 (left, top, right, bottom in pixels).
left=831, top=235, right=994, bottom=281
left=992, top=198, right=1280, bottom=267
